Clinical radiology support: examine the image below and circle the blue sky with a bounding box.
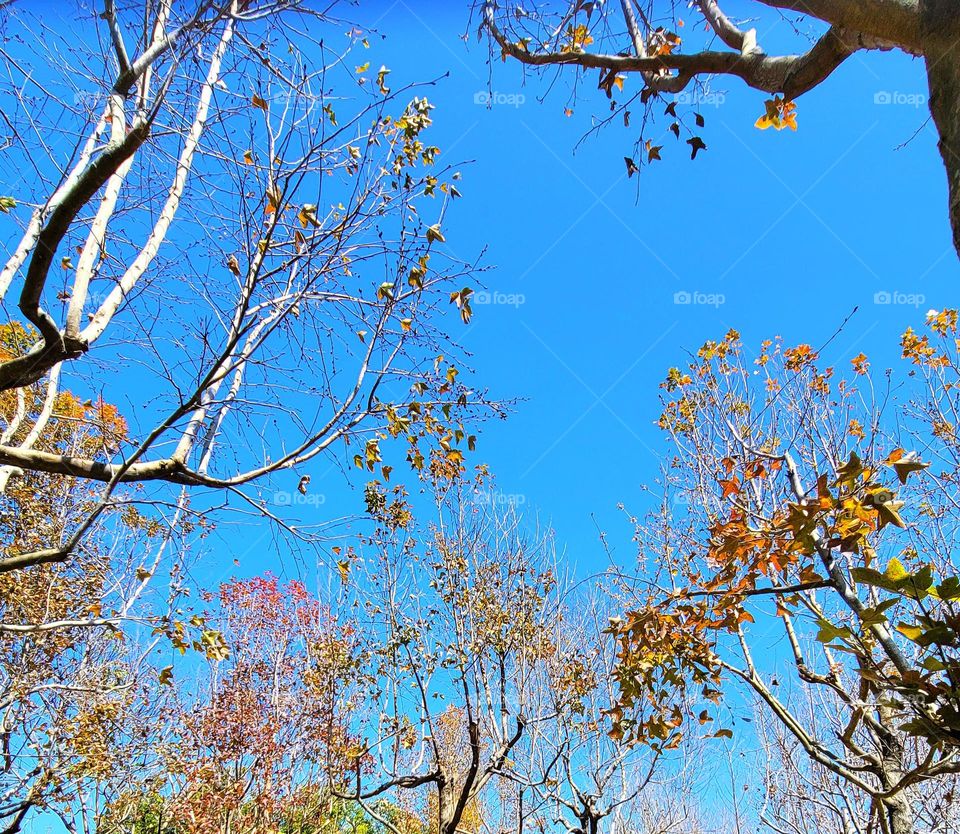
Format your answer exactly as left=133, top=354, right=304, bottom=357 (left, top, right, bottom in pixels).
left=337, top=1, right=957, bottom=574
left=8, top=0, right=957, bottom=584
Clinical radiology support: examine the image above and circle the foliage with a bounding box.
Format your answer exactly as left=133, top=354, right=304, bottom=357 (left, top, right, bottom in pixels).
left=608, top=312, right=960, bottom=829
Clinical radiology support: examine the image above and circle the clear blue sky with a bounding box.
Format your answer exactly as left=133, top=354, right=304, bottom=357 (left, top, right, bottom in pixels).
left=337, top=0, right=957, bottom=573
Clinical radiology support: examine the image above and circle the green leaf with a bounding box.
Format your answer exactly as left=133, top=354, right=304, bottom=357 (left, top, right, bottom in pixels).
left=936, top=576, right=960, bottom=601
left=816, top=619, right=852, bottom=644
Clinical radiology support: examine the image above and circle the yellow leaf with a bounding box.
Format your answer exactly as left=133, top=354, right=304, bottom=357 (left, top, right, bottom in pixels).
left=885, top=558, right=908, bottom=581
left=297, top=204, right=319, bottom=228
left=243, top=149, right=254, bottom=165
left=896, top=623, right=924, bottom=641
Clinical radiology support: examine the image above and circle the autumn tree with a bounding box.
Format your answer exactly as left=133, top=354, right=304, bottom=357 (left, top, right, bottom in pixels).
left=479, top=0, right=960, bottom=258
left=322, top=470, right=565, bottom=834
left=85, top=470, right=584, bottom=834
left=605, top=312, right=960, bottom=834
left=0, top=0, right=481, bottom=578
left=754, top=692, right=960, bottom=834
left=123, top=574, right=357, bottom=834
left=0, top=328, right=186, bottom=834
left=94, top=571, right=425, bottom=834
left=496, top=587, right=705, bottom=834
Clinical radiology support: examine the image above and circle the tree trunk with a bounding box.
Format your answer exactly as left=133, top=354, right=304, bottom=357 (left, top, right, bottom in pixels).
left=883, top=793, right=915, bottom=834
left=921, top=0, right=960, bottom=259
left=871, top=701, right=916, bottom=834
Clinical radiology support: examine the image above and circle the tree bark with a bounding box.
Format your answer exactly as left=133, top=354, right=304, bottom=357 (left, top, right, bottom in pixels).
left=921, top=0, right=960, bottom=258
left=884, top=795, right=915, bottom=834
left=876, top=703, right=916, bottom=834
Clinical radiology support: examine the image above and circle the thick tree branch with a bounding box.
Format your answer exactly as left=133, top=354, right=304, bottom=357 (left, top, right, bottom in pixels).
left=755, top=0, right=922, bottom=53
left=484, top=3, right=857, bottom=99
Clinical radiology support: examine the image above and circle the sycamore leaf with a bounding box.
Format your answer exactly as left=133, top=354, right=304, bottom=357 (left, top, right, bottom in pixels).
left=252, top=94, right=268, bottom=111
left=816, top=619, right=852, bottom=644
left=265, top=183, right=282, bottom=215
left=755, top=96, right=797, bottom=131
left=377, top=66, right=391, bottom=95
left=892, top=451, right=929, bottom=484
left=686, top=136, right=707, bottom=159
left=426, top=224, right=445, bottom=244
left=645, top=140, right=662, bottom=163
left=896, top=623, right=924, bottom=641
left=624, top=156, right=639, bottom=177
left=297, top=204, right=319, bottom=228
left=834, top=451, right=864, bottom=486
left=886, top=558, right=908, bottom=581
left=876, top=500, right=907, bottom=529
left=936, top=576, right=960, bottom=601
